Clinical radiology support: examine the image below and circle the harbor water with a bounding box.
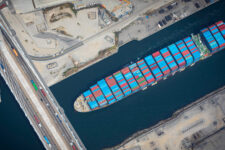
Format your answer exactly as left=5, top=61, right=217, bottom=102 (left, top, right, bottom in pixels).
left=0, top=1, right=225, bottom=149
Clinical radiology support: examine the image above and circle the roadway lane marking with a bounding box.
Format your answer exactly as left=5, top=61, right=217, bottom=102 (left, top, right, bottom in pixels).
left=0, top=38, right=69, bottom=150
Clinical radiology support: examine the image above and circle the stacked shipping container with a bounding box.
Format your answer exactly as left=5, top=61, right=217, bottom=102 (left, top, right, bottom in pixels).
left=113, top=71, right=132, bottom=96
left=216, top=21, right=225, bottom=39
left=168, top=44, right=186, bottom=68
left=97, top=79, right=116, bottom=104
left=176, top=40, right=193, bottom=66
left=160, top=48, right=178, bottom=73
left=121, top=67, right=140, bottom=91
left=105, top=75, right=124, bottom=100
left=83, top=90, right=98, bottom=109
left=90, top=84, right=107, bottom=106
left=201, top=28, right=219, bottom=52
left=152, top=51, right=170, bottom=76
left=136, top=59, right=155, bottom=85
left=144, top=55, right=163, bottom=81
left=209, top=25, right=225, bottom=48
left=129, top=63, right=148, bottom=88
left=183, top=37, right=201, bottom=62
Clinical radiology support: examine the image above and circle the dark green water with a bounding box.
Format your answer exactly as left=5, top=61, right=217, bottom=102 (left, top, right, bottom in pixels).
left=1, top=1, right=225, bottom=149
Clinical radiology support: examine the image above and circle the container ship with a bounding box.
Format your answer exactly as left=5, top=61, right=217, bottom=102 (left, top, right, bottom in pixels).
left=74, top=21, right=225, bottom=112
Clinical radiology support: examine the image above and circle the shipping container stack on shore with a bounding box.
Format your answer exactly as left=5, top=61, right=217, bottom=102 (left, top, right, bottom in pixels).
left=183, top=37, right=201, bottom=62
left=76, top=21, right=225, bottom=112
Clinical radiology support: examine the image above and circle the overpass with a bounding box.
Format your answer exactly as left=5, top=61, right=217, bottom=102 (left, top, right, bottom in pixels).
left=0, top=11, right=86, bottom=150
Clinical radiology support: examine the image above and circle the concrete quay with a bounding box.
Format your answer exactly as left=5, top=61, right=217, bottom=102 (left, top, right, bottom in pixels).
left=3, top=0, right=219, bottom=86
left=110, top=85, right=225, bottom=150
left=0, top=18, right=86, bottom=150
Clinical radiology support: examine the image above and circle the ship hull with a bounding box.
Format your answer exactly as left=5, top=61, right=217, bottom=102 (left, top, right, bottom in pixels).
left=75, top=21, right=225, bottom=112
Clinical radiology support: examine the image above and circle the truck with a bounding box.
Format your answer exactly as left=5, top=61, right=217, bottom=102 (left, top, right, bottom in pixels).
left=31, top=80, right=38, bottom=91
left=72, top=144, right=77, bottom=150
left=0, top=64, right=5, bottom=72
left=34, top=115, right=42, bottom=127
left=41, top=89, right=47, bottom=97
left=56, top=114, right=62, bottom=123
left=44, top=136, right=51, bottom=147
left=12, top=48, right=18, bottom=56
